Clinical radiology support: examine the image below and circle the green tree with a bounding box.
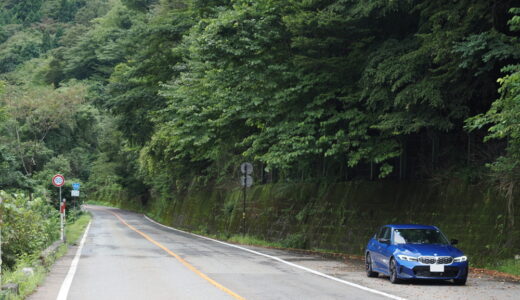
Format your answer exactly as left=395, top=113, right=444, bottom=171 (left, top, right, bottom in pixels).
left=0, top=81, right=27, bottom=189
left=0, top=82, right=87, bottom=176
left=145, top=0, right=294, bottom=184
left=57, top=3, right=141, bottom=81
left=1, top=0, right=44, bottom=24
left=104, top=1, right=194, bottom=144
left=466, top=7, right=520, bottom=247
left=121, top=0, right=157, bottom=11
left=0, top=29, right=43, bottom=73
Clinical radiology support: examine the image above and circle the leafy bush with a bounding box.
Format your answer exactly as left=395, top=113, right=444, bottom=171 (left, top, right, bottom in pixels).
left=281, top=233, right=308, bottom=249
left=0, top=190, right=59, bottom=269
left=66, top=207, right=84, bottom=224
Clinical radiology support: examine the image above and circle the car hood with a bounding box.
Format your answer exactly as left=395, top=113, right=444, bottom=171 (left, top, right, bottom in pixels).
left=397, top=244, right=464, bottom=257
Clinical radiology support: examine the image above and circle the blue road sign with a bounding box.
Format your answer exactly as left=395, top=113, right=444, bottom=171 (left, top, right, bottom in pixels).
left=72, top=183, right=80, bottom=191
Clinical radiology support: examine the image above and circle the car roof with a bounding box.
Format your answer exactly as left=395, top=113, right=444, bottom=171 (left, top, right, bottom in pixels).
left=385, top=224, right=438, bottom=230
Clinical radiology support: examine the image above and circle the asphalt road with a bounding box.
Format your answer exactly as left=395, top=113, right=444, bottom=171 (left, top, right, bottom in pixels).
left=30, top=206, right=520, bottom=300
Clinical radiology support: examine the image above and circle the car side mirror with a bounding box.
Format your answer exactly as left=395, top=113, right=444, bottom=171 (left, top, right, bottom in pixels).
left=378, top=238, right=390, bottom=244
left=450, top=239, right=458, bottom=245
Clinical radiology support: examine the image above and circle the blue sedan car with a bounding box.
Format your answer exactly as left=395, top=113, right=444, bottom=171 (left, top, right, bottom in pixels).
left=365, top=224, right=468, bottom=285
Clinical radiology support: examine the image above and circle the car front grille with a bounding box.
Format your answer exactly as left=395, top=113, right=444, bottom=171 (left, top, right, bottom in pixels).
left=413, top=266, right=459, bottom=278
left=418, top=256, right=453, bottom=264
left=437, top=256, right=453, bottom=264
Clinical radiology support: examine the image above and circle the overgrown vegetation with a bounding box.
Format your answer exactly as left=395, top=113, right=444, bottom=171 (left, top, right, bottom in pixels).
left=141, top=180, right=519, bottom=267
left=0, top=211, right=91, bottom=300
left=1, top=0, right=520, bottom=278
left=0, top=191, right=58, bottom=269
left=487, top=259, right=520, bottom=276
left=0, top=190, right=87, bottom=264
left=2, top=0, right=520, bottom=198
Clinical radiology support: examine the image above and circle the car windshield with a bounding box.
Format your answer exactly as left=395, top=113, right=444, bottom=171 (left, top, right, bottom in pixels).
left=393, top=229, right=449, bottom=245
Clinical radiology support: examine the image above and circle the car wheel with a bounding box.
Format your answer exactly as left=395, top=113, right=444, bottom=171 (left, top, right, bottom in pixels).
left=389, top=258, right=402, bottom=284
left=366, top=253, right=378, bottom=278
left=454, top=266, right=468, bottom=285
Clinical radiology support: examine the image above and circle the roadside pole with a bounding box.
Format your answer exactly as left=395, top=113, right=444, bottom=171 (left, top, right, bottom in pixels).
left=60, top=198, right=64, bottom=241
left=60, top=199, right=66, bottom=242
left=52, top=174, right=66, bottom=242
left=243, top=183, right=246, bottom=236
left=240, top=163, right=253, bottom=236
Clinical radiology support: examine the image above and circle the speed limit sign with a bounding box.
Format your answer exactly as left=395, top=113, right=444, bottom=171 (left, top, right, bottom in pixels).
left=52, top=174, right=65, bottom=187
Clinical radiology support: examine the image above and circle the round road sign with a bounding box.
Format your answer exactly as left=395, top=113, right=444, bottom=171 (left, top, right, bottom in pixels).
left=240, top=162, right=253, bottom=175
left=52, top=174, right=65, bottom=187
left=241, top=175, right=253, bottom=187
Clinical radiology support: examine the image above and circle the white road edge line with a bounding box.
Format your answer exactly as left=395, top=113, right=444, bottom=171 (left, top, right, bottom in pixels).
left=56, top=221, right=92, bottom=300
left=143, top=215, right=407, bottom=300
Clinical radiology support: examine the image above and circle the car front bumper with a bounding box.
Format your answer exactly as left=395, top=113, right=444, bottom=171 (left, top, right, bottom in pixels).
left=396, top=260, right=469, bottom=280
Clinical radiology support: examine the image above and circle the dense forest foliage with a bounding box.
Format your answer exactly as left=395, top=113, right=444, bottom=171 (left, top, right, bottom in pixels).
left=0, top=0, right=519, bottom=212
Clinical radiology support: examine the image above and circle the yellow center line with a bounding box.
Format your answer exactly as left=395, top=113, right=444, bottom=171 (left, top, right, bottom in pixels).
left=90, top=206, right=245, bottom=300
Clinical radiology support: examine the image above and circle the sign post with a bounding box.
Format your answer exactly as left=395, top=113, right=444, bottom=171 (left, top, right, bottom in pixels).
left=240, top=163, right=253, bottom=236
left=52, top=174, right=65, bottom=242
left=60, top=199, right=66, bottom=242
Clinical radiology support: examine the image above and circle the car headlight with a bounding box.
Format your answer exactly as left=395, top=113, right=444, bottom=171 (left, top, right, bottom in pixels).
left=453, top=256, right=467, bottom=262
left=397, top=255, right=418, bottom=262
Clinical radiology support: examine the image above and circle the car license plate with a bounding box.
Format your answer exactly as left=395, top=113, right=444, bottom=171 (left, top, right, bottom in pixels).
left=430, top=264, right=444, bottom=272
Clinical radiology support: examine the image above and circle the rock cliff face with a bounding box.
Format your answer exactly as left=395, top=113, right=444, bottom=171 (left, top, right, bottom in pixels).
left=123, top=180, right=520, bottom=266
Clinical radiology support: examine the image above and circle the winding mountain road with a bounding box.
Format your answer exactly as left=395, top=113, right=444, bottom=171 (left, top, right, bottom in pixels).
left=30, top=206, right=519, bottom=300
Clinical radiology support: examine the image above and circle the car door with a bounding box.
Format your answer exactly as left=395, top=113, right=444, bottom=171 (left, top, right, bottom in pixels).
left=373, top=226, right=391, bottom=270
left=379, top=228, right=394, bottom=270
left=367, top=230, right=380, bottom=268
